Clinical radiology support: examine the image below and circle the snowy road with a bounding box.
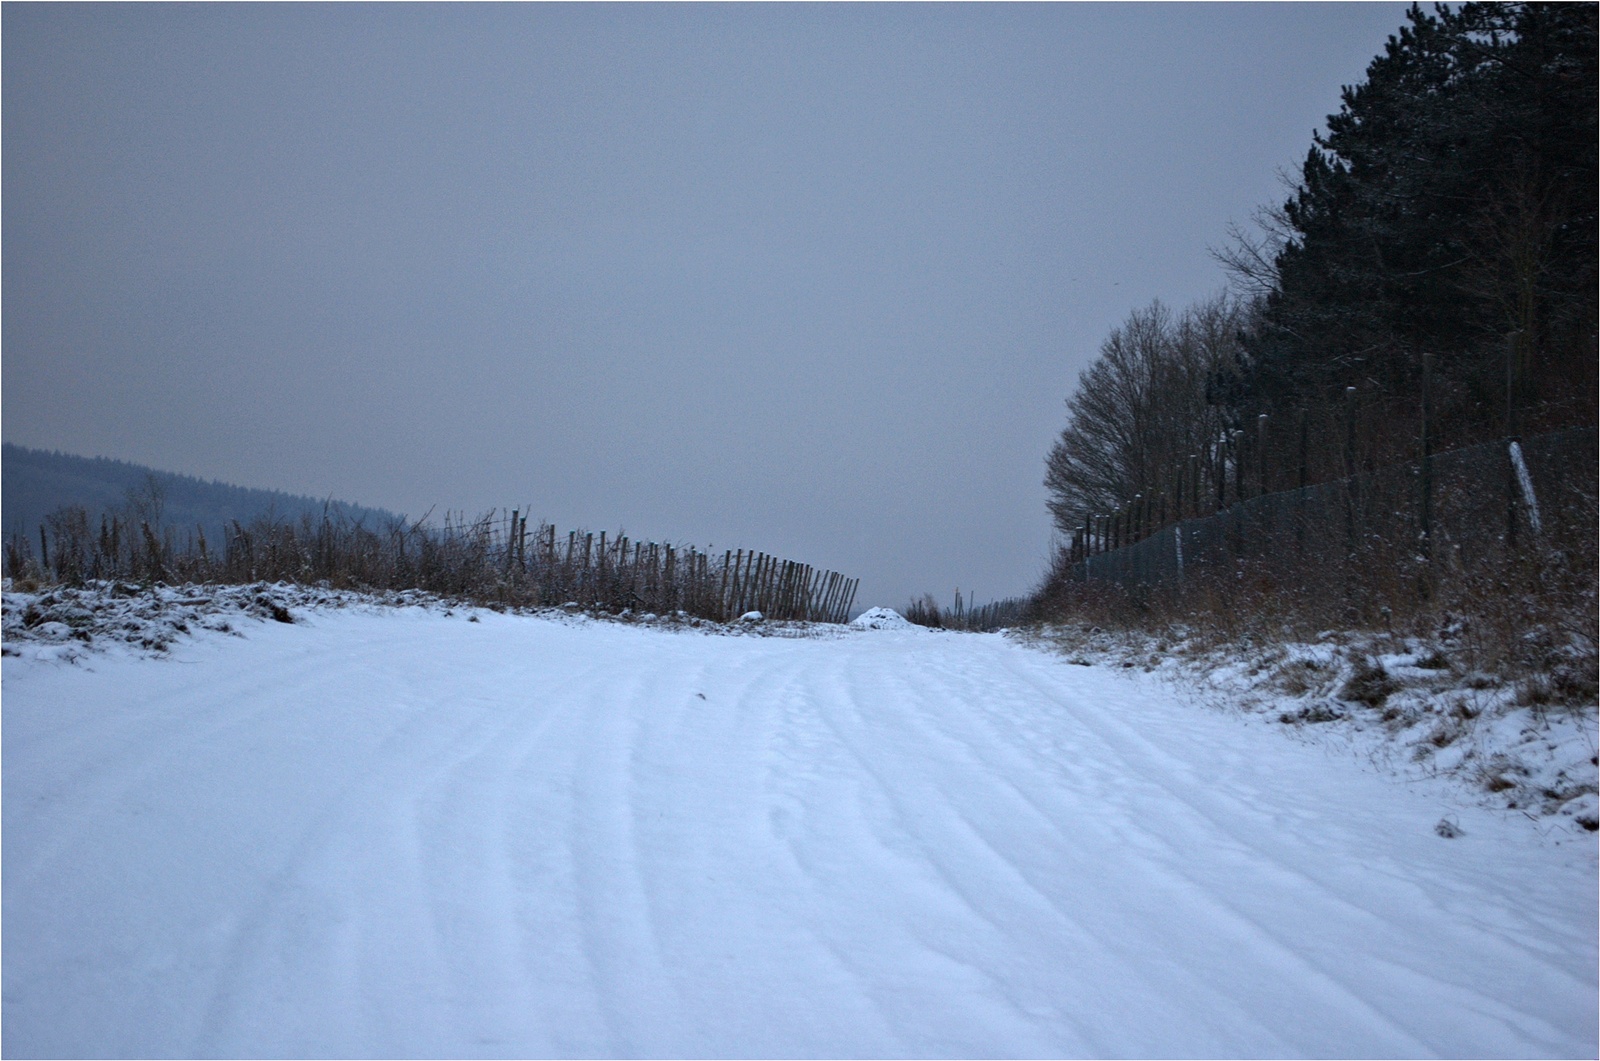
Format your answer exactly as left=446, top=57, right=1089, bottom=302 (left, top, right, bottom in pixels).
left=4, top=607, right=1596, bottom=1058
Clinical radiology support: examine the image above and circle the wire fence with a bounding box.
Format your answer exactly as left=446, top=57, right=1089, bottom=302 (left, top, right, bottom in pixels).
left=3, top=507, right=859, bottom=624
left=1054, top=427, right=1597, bottom=629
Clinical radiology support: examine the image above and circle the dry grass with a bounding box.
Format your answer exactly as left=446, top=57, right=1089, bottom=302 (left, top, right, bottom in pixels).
left=4, top=507, right=858, bottom=624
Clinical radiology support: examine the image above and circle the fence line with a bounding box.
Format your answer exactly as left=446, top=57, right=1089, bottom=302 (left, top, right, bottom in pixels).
left=1058, top=427, right=1597, bottom=625
left=1060, top=339, right=1576, bottom=572
left=904, top=590, right=1030, bottom=632
left=4, top=506, right=859, bottom=625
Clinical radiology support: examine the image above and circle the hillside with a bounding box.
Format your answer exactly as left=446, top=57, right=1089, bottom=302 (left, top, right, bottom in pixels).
left=1, top=444, right=402, bottom=546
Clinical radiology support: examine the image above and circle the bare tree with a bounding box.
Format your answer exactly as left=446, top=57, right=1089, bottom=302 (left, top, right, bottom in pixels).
left=1044, top=295, right=1247, bottom=535
left=1211, top=199, right=1293, bottom=302
left=125, top=473, right=167, bottom=529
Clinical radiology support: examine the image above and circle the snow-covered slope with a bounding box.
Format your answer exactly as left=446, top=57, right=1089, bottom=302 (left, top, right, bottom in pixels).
left=4, top=600, right=1595, bottom=1058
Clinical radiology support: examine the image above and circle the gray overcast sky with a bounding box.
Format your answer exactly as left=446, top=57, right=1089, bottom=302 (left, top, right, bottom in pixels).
left=4, top=2, right=1413, bottom=611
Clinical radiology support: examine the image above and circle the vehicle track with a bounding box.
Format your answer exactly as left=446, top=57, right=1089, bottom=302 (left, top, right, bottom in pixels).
left=4, top=609, right=1595, bottom=1058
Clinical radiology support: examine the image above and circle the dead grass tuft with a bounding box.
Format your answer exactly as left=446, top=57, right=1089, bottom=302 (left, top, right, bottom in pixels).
left=1339, top=659, right=1399, bottom=707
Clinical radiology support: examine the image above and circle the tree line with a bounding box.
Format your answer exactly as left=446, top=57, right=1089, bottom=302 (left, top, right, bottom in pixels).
left=2, top=443, right=400, bottom=552
left=1044, top=3, right=1596, bottom=547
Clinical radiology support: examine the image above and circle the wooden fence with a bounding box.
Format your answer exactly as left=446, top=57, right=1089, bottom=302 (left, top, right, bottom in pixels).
left=4, top=507, right=859, bottom=625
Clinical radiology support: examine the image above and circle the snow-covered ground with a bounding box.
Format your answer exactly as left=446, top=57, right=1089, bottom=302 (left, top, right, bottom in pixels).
left=4, top=592, right=1596, bottom=1058
left=1018, top=622, right=1600, bottom=837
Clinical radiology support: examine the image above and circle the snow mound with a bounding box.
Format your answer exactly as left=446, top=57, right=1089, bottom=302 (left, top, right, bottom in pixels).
left=851, top=607, right=914, bottom=630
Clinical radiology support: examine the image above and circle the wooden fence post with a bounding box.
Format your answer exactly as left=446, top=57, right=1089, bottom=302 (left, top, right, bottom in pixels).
left=1189, top=453, right=1200, bottom=518
left=1295, top=410, right=1308, bottom=558
left=1214, top=437, right=1227, bottom=512
left=666, top=546, right=676, bottom=610
left=1505, top=331, right=1524, bottom=550
left=719, top=551, right=731, bottom=619
left=1231, top=429, right=1244, bottom=507
left=1343, top=385, right=1360, bottom=617
left=1256, top=414, right=1269, bottom=497
left=1343, top=386, right=1358, bottom=482
left=745, top=553, right=755, bottom=613
left=1505, top=330, right=1522, bottom=440
left=1419, top=352, right=1433, bottom=562
left=1297, top=409, right=1309, bottom=492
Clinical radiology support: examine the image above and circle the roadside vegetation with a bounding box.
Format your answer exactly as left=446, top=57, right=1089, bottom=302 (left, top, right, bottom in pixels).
left=1032, top=2, right=1596, bottom=694
left=1021, top=3, right=1596, bottom=829
left=3, top=489, right=857, bottom=626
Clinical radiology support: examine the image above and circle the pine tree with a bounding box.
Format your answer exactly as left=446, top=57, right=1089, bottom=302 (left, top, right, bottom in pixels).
left=1237, top=3, right=1596, bottom=458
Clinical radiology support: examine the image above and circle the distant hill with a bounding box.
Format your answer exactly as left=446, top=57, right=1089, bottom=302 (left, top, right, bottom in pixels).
left=2, top=444, right=404, bottom=547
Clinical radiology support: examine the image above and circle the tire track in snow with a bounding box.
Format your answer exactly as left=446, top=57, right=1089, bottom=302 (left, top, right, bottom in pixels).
left=988, top=638, right=1589, bottom=1057
left=631, top=641, right=908, bottom=1056
left=3, top=625, right=384, bottom=900
left=791, top=640, right=1115, bottom=1056
left=872, top=642, right=1401, bottom=1053
left=193, top=637, right=611, bottom=1057
left=822, top=638, right=1275, bottom=1057
left=810, top=632, right=1585, bottom=1057
left=753, top=650, right=955, bottom=1056
left=6, top=620, right=472, bottom=1057
left=4, top=612, right=1594, bottom=1058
